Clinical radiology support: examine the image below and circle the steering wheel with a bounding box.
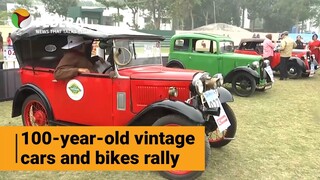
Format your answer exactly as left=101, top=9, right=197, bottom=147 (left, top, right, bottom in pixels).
left=114, top=47, right=132, bottom=66
left=102, top=65, right=113, bottom=74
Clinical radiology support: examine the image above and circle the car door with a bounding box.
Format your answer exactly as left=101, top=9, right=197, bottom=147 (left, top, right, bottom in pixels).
left=51, top=74, right=113, bottom=126
left=217, top=41, right=238, bottom=76
left=169, top=37, right=192, bottom=65
left=187, top=39, right=220, bottom=75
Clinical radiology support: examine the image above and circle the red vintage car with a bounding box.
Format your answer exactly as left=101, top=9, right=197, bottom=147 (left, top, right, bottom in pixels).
left=11, top=24, right=237, bottom=180
left=234, top=38, right=318, bottom=78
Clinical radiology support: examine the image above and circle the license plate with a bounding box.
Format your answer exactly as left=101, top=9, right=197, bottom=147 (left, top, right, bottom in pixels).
left=203, top=90, right=231, bottom=132
left=265, top=66, right=274, bottom=82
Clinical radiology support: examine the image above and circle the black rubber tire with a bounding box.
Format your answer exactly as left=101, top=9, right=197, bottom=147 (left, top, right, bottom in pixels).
left=231, top=72, right=256, bottom=97
left=22, top=94, right=49, bottom=126
left=287, top=61, right=302, bottom=79
left=301, top=72, right=310, bottom=78
left=209, top=103, right=237, bottom=148
left=153, top=114, right=210, bottom=180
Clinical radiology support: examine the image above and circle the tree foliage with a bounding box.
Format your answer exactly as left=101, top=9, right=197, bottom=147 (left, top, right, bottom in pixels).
left=96, top=0, right=126, bottom=26
left=40, top=0, right=78, bottom=16
left=26, top=0, right=320, bottom=32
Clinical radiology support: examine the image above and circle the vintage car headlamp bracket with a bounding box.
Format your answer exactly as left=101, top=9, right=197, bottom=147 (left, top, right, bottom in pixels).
left=250, top=61, right=260, bottom=70
left=263, top=60, right=270, bottom=67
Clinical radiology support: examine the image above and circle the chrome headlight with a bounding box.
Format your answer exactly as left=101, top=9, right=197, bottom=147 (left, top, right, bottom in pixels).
left=250, top=61, right=260, bottom=70
left=263, top=59, right=270, bottom=67
left=194, top=79, right=204, bottom=94
left=191, top=72, right=206, bottom=94
left=212, top=73, right=223, bottom=86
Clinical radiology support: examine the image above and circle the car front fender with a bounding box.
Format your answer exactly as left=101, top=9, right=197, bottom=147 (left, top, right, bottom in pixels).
left=218, top=87, right=234, bottom=103
left=128, top=99, right=206, bottom=126
left=224, top=66, right=260, bottom=83
left=11, top=84, right=54, bottom=120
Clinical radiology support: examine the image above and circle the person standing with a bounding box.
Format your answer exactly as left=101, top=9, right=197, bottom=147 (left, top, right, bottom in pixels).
left=7, top=33, right=12, bottom=46
left=263, top=34, right=275, bottom=61
left=0, top=32, right=3, bottom=70
left=295, top=35, right=304, bottom=49
left=279, top=31, right=296, bottom=80
left=308, top=34, right=320, bottom=64
left=0, top=32, right=3, bottom=51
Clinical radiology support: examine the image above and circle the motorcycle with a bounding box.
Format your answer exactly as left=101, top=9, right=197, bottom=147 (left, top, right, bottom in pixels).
left=186, top=72, right=237, bottom=147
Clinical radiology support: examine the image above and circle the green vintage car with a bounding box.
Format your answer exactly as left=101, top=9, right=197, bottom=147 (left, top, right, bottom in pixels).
left=167, top=33, right=274, bottom=97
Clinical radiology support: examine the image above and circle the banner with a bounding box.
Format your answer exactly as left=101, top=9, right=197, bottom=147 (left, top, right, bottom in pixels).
left=0, top=126, right=204, bottom=171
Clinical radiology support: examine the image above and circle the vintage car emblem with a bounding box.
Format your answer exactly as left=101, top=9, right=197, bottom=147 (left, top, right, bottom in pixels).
left=66, top=79, right=84, bottom=101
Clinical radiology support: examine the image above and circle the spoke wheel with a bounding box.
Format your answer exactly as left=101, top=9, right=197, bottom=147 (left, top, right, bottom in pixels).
left=22, top=94, right=48, bottom=126
left=232, top=72, right=256, bottom=97
left=152, top=114, right=209, bottom=180
left=208, top=103, right=237, bottom=148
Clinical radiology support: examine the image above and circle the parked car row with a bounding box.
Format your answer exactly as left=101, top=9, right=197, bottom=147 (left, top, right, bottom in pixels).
left=11, top=25, right=316, bottom=179
left=166, top=33, right=274, bottom=97
left=234, top=38, right=318, bottom=78
left=11, top=24, right=237, bottom=180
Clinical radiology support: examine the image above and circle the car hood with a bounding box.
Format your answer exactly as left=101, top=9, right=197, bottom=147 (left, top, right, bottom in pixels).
left=118, top=65, right=200, bottom=80
left=223, top=53, right=262, bottom=61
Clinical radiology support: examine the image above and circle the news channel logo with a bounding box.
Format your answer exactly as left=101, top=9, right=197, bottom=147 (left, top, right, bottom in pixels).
left=11, top=8, right=32, bottom=28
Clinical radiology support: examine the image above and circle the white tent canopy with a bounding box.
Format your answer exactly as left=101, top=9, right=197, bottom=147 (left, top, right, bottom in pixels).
left=177, top=23, right=255, bottom=46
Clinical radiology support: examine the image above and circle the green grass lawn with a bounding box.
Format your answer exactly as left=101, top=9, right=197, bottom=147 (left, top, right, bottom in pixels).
left=0, top=73, right=320, bottom=179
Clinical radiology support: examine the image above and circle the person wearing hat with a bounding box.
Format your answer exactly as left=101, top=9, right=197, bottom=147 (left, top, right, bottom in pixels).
left=54, top=35, right=101, bottom=80
left=279, top=31, right=296, bottom=80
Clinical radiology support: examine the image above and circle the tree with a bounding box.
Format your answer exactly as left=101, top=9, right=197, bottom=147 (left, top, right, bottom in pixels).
left=239, top=0, right=270, bottom=31
left=143, top=0, right=170, bottom=30
left=0, top=11, right=9, bottom=25
left=16, top=0, right=41, bottom=17
left=96, top=0, right=126, bottom=26
left=260, top=0, right=317, bottom=32
left=124, top=0, right=143, bottom=29
left=168, top=0, right=189, bottom=30
left=40, top=0, right=78, bottom=16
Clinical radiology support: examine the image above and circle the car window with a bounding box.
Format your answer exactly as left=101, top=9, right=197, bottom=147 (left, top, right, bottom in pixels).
left=219, top=41, right=234, bottom=53
left=242, top=42, right=256, bottom=50
left=174, top=38, right=189, bottom=51
left=14, top=36, right=67, bottom=68
left=192, top=39, right=212, bottom=53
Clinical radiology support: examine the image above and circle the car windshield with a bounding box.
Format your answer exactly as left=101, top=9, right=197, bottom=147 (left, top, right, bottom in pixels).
left=114, top=39, right=162, bottom=68
left=219, top=41, right=234, bottom=53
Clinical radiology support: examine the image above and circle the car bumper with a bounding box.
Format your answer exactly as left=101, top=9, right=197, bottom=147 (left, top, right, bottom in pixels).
left=256, top=82, right=273, bottom=90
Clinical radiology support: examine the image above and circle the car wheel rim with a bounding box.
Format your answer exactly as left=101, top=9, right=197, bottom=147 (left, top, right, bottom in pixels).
left=24, top=100, right=48, bottom=126
left=288, top=67, right=297, bottom=75
left=208, top=129, right=227, bottom=142
left=235, top=77, right=252, bottom=94
left=165, top=123, right=191, bottom=175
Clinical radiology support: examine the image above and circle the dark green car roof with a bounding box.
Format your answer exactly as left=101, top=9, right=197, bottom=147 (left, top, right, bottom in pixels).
left=172, top=33, right=233, bottom=42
